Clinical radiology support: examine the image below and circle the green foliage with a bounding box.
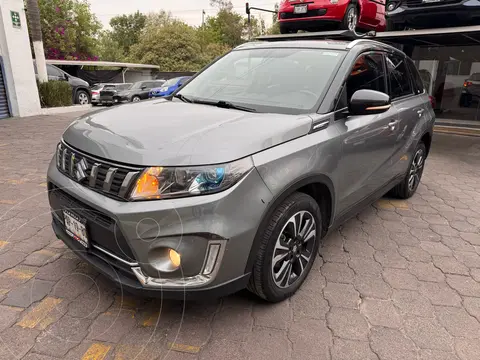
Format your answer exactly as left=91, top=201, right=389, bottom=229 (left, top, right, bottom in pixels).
left=109, top=11, right=147, bottom=56
left=37, top=80, right=73, bottom=107
left=207, top=8, right=245, bottom=47
left=38, top=0, right=101, bottom=59
left=97, top=30, right=126, bottom=62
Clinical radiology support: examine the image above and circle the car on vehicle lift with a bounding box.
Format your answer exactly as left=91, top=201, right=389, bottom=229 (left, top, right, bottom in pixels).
left=277, top=0, right=386, bottom=34
left=48, top=37, right=434, bottom=302
left=385, top=0, right=480, bottom=30
left=34, top=62, right=91, bottom=105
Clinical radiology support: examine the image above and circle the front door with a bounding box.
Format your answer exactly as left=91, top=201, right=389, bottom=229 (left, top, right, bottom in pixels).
left=334, top=52, right=398, bottom=215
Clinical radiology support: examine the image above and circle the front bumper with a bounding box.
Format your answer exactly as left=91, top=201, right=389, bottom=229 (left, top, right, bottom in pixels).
left=386, top=0, right=480, bottom=24
left=47, top=157, right=273, bottom=298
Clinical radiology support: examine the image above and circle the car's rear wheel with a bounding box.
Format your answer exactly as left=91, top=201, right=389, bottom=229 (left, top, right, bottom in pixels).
left=390, top=142, right=427, bottom=199
left=248, top=192, right=321, bottom=302
left=132, top=96, right=141, bottom=102
left=75, top=90, right=90, bottom=105
left=341, top=4, right=358, bottom=32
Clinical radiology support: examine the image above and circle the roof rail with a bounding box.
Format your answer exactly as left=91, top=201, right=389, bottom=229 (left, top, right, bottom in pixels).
left=256, top=30, right=376, bottom=42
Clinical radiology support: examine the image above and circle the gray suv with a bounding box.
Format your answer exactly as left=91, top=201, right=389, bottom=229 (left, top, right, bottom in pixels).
left=47, top=39, right=434, bottom=302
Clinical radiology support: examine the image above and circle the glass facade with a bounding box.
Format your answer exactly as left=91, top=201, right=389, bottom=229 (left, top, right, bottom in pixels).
left=411, top=45, right=480, bottom=123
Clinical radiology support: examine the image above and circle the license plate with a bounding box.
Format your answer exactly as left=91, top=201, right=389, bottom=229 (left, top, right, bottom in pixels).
left=63, top=210, right=89, bottom=248
left=294, top=4, right=308, bottom=13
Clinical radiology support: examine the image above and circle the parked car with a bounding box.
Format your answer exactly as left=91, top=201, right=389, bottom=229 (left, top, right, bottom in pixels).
left=47, top=38, right=434, bottom=302
left=97, top=84, right=133, bottom=106
left=278, top=0, right=386, bottom=33
left=33, top=62, right=91, bottom=105
left=113, top=80, right=165, bottom=103
left=459, top=73, right=480, bottom=107
left=91, top=83, right=123, bottom=106
left=385, top=0, right=480, bottom=30
left=149, top=76, right=191, bottom=98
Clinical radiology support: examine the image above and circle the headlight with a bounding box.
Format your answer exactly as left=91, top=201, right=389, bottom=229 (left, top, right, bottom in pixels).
left=129, top=157, right=253, bottom=200
left=160, top=87, right=169, bottom=92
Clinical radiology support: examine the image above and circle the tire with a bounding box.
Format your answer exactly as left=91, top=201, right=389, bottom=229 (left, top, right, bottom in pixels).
left=247, top=192, right=322, bottom=302
left=132, top=96, right=141, bottom=102
left=390, top=142, right=427, bottom=199
left=75, top=90, right=90, bottom=105
left=341, top=3, right=358, bottom=32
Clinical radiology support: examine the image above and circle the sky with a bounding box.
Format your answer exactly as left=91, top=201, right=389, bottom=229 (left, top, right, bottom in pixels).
left=88, top=0, right=279, bottom=29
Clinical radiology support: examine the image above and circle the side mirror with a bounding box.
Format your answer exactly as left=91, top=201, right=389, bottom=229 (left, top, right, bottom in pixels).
left=178, top=83, right=183, bottom=87
left=141, top=85, right=147, bottom=90
left=349, top=89, right=391, bottom=116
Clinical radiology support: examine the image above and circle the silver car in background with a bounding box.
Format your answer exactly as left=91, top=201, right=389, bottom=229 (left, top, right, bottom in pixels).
left=47, top=39, right=434, bottom=302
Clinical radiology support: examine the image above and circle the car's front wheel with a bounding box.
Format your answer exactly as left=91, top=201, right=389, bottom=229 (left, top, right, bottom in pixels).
left=75, top=90, right=90, bottom=105
left=248, top=192, right=321, bottom=302
left=132, top=96, right=141, bottom=102
left=390, top=142, right=427, bottom=199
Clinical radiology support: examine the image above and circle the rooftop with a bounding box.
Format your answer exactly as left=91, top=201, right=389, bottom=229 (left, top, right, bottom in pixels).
left=45, top=59, right=159, bottom=69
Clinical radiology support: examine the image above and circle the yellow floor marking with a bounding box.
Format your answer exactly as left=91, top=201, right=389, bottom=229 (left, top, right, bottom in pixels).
left=0, top=240, right=8, bottom=248
left=375, top=199, right=395, bottom=210
left=167, top=342, right=201, bottom=354
left=17, top=297, right=62, bottom=329
left=0, top=289, right=9, bottom=296
left=0, top=200, right=16, bottom=205
left=142, top=312, right=159, bottom=327
left=81, top=343, right=112, bottom=360
left=36, top=315, right=58, bottom=330
left=114, top=345, right=151, bottom=360
left=6, top=268, right=36, bottom=280
left=389, top=200, right=409, bottom=209
left=38, top=182, right=48, bottom=187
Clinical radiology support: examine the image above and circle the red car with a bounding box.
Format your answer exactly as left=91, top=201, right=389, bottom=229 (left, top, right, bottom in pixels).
left=278, top=0, right=386, bottom=34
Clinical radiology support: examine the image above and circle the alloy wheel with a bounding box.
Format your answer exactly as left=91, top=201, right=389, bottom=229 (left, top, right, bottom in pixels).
left=408, top=149, right=424, bottom=191
left=271, top=211, right=317, bottom=289
left=133, top=97, right=141, bottom=102
left=347, top=8, right=358, bottom=32
left=78, top=93, right=89, bottom=105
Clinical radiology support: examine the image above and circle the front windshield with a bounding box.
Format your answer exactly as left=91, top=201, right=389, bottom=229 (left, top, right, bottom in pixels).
left=163, top=77, right=182, bottom=87
left=178, top=47, right=345, bottom=114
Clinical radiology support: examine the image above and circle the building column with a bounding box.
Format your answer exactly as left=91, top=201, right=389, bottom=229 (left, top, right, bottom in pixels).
left=0, top=0, right=41, bottom=117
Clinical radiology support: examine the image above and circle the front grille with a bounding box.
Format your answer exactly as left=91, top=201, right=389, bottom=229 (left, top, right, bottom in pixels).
left=404, top=0, right=461, bottom=6
left=56, top=142, right=142, bottom=200
left=281, top=9, right=327, bottom=19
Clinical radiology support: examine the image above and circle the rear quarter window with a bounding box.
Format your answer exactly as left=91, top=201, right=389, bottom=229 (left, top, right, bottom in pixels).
left=407, top=59, right=425, bottom=95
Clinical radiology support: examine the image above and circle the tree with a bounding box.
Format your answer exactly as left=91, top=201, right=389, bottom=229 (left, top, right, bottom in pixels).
left=97, top=31, right=125, bottom=62
left=26, top=0, right=48, bottom=82
left=38, top=0, right=101, bottom=60
left=129, top=20, right=204, bottom=71
left=109, top=11, right=147, bottom=57
left=267, top=3, right=281, bottom=35
left=206, top=7, right=245, bottom=47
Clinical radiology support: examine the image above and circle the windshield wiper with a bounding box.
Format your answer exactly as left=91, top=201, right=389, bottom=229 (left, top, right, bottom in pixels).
left=192, top=99, right=257, bottom=113
left=172, top=93, right=193, bottom=103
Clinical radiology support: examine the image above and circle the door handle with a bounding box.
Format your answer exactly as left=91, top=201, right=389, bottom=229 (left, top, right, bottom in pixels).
left=388, top=120, right=398, bottom=131
left=416, top=109, right=425, bottom=117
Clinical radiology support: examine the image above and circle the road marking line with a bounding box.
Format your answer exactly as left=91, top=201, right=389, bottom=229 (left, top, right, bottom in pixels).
left=0, top=240, right=8, bottom=248
left=167, top=342, right=201, bottom=354
left=81, top=343, right=112, bottom=360
left=17, top=297, right=62, bottom=328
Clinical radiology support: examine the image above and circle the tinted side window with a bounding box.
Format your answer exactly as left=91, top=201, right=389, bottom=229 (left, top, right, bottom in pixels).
left=335, top=52, right=386, bottom=110
left=47, top=65, right=64, bottom=78
left=386, top=54, right=413, bottom=99
left=407, top=59, right=424, bottom=95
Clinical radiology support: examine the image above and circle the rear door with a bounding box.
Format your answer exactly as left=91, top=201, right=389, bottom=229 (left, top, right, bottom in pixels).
left=386, top=53, right=425, bottom=178
left=335, top=52, right=398, bottom=214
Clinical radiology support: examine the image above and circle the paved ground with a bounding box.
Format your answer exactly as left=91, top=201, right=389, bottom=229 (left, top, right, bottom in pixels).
left=1, top=112, right=480, bottom=360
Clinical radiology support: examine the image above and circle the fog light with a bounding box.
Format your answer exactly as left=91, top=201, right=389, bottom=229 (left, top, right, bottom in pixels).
left=169, top=249, right=181, bottom=268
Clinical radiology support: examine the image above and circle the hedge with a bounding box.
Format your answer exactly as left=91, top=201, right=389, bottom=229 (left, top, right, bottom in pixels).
left=37, top=80, right=73, bottom=108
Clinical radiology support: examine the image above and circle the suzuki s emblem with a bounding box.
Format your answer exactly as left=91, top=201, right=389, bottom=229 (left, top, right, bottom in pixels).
left=75, top=158, right=88, bottom=181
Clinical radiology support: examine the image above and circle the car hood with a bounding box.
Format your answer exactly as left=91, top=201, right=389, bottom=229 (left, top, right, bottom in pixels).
left=62, top=100, right=313, bottom=166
